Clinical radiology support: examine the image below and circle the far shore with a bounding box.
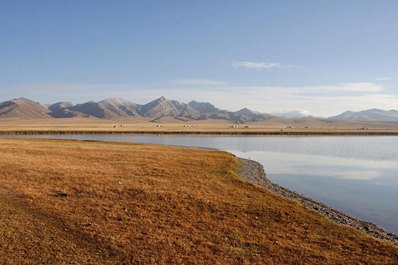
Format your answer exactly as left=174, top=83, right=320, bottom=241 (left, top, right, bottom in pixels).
left=1, top=129, right=398, bottom=136
left=0, top=117, right=398, bottom=136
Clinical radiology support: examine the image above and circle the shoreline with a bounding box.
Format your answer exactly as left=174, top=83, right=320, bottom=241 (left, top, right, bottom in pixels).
left=238, top=158, right=398, bottom=246
left=1, top=130, right=398, bottom=136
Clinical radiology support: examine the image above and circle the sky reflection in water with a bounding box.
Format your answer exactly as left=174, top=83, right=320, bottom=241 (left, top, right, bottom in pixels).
left=231, top=148, right=398, bottom=233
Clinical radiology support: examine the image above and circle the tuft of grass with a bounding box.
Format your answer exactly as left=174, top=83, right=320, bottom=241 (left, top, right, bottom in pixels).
left=0, top=138, right=397, bottom=264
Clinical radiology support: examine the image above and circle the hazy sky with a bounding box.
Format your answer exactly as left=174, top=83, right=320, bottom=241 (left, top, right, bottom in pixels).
left=1, top=1, right=397, bottom=116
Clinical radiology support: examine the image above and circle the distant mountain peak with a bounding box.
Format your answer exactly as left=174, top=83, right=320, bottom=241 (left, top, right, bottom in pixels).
left=13, top=97, right=26, bottom=101
left=330, top=109, right=398, bottom=122
left=11, top=97, right=38, bottom=104
left=236, top=108, right=256, bottom=114
left=188, top=100, right=220, bottom=113
left=0, top=97, right=50, bottom=119
left=155, top=96, right=168, bottom=102
left=138, top=97, right=183, bottom=118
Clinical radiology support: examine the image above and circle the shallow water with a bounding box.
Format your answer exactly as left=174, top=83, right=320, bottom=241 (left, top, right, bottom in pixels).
left=3, top=134, right=398, bottom=233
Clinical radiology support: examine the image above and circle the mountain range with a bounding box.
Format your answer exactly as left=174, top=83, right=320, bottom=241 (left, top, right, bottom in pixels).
left=1, top=97, right=398, bottom=123
left=0, top=97, right=274, bottom=123
left=329, top=109, right=398, bottom=122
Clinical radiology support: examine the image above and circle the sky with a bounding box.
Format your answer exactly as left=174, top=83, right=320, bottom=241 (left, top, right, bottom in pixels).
left=1, top=0, right=397, bottom=117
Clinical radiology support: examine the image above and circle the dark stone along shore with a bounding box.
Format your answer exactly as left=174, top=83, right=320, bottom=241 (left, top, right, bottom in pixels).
left=238, top=158, right=398, bottom=246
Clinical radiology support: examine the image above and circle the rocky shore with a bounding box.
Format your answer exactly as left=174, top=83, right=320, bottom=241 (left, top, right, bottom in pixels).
left=238, top=158, right=398, bottom=246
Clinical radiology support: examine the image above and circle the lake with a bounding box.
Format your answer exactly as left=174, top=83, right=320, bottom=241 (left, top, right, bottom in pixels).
left=3, top=134, right=398, bottom=233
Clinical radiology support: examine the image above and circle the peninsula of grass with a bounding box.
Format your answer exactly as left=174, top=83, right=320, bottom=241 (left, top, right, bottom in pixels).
left=0, top=139, right=397, bottom=264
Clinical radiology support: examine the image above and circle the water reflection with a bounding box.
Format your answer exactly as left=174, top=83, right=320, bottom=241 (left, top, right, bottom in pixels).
left=231, top=149, right=398, bottom=232
left=232, top=150, right=398, bottom=181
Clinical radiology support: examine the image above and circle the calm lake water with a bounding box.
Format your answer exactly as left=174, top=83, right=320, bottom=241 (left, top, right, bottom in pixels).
left=4, top=135, right=398, bottom=233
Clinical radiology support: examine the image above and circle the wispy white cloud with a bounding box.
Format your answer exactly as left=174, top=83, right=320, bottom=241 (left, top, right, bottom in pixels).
left=232, top=61, right=288, bottom=70
left=295, top=82, right=383, bottom=94
left=9, top=83, right=131, bottom=93
left=271, top=110, right=312, bottom=118
left=1, top=83, right=134, bottom=103
left=374, top=77, right=394, bottom=81
left=172, top=79, right=226, bottom=86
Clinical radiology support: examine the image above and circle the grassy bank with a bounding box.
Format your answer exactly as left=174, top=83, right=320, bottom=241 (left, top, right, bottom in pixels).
left=2, top=129, right=398, bottom=136
left=0, top=139, right=397, bottom=264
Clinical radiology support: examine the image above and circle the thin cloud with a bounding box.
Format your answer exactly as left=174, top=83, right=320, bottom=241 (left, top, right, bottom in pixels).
left=303, top=82, right=383, bottom=93
left=232, top=61, right=287, bottom=70
left=374, top=77, right=394, bottom=81
left=10, top=83, right=131, bottom=93
left=337, top=82, right=383, bottom=92
left=172, top=79, right=226, bottom=86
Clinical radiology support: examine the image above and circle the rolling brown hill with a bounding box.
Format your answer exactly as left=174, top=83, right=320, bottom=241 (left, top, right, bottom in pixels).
left=0, top=97, right=278, bottom=122
left=329, top=109, right=398, bottom=122
left=2, top=97, right=398, bottom=125
left=0, top=98, right=51, bottom=119
left=68, top=98, right=140, bottom=119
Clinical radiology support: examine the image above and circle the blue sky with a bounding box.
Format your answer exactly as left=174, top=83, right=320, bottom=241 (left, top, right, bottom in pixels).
left=1, top=1, right=397, bottom=116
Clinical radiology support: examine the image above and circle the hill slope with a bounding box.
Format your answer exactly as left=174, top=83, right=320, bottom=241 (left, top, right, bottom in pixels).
left=0, top=97, right=278, bottom=122
left=138, top=96, right=197, bottom=119
left=330, top=109, right=398, bottom=122
left=2, top=97, right=398, bottom=124
left=55, top=98, right=140, bottom=119
left=0, top=98, right=51, bottom=119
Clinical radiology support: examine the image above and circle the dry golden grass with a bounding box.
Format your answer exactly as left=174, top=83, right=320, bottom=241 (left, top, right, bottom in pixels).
left=1, top=117, right=398, bottom=135
left=0, top=139, right=397, bottom=264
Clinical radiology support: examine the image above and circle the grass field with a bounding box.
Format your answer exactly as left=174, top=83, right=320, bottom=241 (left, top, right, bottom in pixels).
left=0, top=139, right=397, bottom=264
